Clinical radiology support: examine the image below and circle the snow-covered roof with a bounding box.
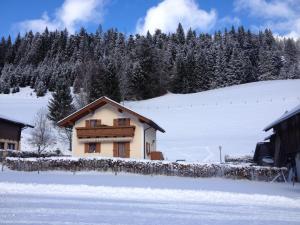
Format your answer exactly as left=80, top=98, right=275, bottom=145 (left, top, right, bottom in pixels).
left=0, top=114, right=34, bottom=128
left=264, top=104, right=300, bottom=131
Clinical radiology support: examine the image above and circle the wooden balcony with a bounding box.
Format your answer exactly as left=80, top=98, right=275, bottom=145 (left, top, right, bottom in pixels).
left=76, top=126, right=135, bottom=138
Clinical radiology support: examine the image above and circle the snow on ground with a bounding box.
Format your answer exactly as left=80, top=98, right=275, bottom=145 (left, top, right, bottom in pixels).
left=125, top=80, right=300, bottom=162
left=0, top=87, right=69, bottom=153
left=0, top=80, right=300, bottom=161
left=0, top=170, right=300, bottom=225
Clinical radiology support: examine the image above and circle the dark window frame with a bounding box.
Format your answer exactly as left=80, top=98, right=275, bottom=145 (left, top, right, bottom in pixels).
left=88, top=143, right=96, bottom=153
left=89, top=120, right=97, bottom=128
left=118, top=118, right=128, bottom=126
left=7, top=143, right=16, bottom=150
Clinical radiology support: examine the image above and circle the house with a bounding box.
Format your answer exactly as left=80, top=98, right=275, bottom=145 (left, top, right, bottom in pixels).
left=254, top=104, right=300, bottom=180
left=58, top=96, right=165, bottom=160
left=0, top=115, right=33, bottom=151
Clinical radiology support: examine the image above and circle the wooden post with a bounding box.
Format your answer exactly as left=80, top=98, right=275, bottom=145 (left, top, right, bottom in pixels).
left=219, top=146, right=222, bottom=163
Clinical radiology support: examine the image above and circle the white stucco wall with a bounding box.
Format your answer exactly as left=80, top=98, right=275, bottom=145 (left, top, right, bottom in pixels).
left=72, top=104, right=146, bottom=159
left=144, top=126, right=157, bottom=160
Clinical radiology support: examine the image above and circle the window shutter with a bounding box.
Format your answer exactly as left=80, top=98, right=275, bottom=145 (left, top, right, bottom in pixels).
left=125, top=118, right=130, bottom=126
left=125, top=142, right=130, bottom=158
left=85, top=120, right=90, bottom=128
left=96, top=119, right=101, bottom=127
left=113, top=119, right=118, bottom=126
left=84, top=143, right=89, bottom=153
left=96, top=143, right=101, bottom=153
left=113, top=142, right=118, bottom=157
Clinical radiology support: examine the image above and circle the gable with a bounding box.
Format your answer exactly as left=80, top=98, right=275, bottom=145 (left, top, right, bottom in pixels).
left=58, top=96, right=165, bottom=132
left=74, top=104, right=141, bottom=128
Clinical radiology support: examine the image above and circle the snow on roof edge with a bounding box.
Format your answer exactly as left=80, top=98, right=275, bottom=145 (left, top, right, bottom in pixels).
left=0, top=114, right=34, bottom=128
left=263, top=104, right=300, bottom=131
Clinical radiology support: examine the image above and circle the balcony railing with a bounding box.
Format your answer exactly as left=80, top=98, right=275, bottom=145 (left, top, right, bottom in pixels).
left=76, top=126, right=135, bottom=138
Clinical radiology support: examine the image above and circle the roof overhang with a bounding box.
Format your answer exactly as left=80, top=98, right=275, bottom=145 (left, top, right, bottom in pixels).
left=263, top=104, right=300, bottom=131
left=58, top=96, right=165, bottom=133
left=0, top=117, right=34, bottom=129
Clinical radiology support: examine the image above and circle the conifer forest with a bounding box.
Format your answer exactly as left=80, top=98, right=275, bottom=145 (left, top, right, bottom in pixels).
left=0, top=24, right=299, bottom=103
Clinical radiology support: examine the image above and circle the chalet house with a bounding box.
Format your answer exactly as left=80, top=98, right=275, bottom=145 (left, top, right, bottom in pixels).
left=0, top=115, right=33, bottom=151
left=58, top=96, right=165, bottom=160
left=254, top=104, right=300, bottom=180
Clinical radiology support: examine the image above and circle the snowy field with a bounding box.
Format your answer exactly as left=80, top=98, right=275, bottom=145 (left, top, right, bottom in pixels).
left=0, top=80, right=300, bottom=161
left=0, top=170, right=300, bottom=225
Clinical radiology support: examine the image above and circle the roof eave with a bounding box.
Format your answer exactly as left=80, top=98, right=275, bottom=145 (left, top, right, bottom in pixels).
left=57, top=96, right=165, bottom=133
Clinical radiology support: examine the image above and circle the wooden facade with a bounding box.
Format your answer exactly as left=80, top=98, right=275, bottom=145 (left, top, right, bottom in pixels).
left=76, top=126, right=136, bottom=138
left=256, top=105, right=300, bottom=175
left=269, top=114, right=300, bottom=167
left=0, top=116, right=33, bottom=151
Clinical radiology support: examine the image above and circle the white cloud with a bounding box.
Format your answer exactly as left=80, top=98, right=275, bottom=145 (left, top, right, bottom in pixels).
left=136, top=0, right=217, bottom=34
left=15, top=0, right=106, bottom=34
left=234, top=0, right=300, bottom=38
left=234, top=0, right=294, bottom=19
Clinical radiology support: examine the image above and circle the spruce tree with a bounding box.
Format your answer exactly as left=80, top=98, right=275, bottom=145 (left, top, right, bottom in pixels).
left=48, top=79, right=75, bottom=123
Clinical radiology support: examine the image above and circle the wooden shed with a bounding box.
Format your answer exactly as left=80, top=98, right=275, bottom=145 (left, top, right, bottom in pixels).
left=255, top=104, right=300, bottom=180
left=0, top=115, right=33, bottom=151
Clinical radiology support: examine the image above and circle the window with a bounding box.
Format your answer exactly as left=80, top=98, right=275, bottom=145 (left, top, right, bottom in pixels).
left=118, top=143, right=126, bottom=158
left=118, top=118, right=129, bottom=126
left=114, top=142, right=129, bottom=158
left=146, top=142, right=151, bottom=155
left=88, top=143, right=96, bottom=153
left=7, top=143, right=16, bottom=150
left=90, top=120, right=97, bottom=128
left=0, top=142, right=4, bottom=150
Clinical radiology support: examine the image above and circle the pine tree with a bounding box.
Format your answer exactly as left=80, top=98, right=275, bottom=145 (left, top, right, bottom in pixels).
left=35, top=80, right=47, bottom=97
left=176, top=23, right=185, bottom=45
left=48, top=79, right=75, bottom=123
left=103, top=57, right=121, bottom=102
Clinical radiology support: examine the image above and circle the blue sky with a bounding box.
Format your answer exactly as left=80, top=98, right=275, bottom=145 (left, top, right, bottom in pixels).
left=0, top=0, right=299, bottom=38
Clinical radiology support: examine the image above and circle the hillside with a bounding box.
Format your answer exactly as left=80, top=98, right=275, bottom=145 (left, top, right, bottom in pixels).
left=0, top=79, right=299, bottom=162
left=126, top=79, right=300, bottom=162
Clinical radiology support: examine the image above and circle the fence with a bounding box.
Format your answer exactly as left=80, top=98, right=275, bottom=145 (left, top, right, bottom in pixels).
left=4, top=157, right=288, bottom=182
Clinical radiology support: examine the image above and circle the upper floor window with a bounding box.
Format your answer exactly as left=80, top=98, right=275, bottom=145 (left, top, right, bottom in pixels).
left=90, top=120, right=97, bottom=128
left=116, top=118, right=130, bottom=126
left=0, top=142, right=4, bottom=150
left=7, top=143, right=16, bottom=150
left=86, top=119, right=101, bottom=128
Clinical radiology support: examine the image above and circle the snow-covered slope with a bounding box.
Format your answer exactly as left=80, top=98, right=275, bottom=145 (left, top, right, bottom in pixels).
left=125, top=80, right=300, bottom=162
left=0, top=80, right=299, bottom=161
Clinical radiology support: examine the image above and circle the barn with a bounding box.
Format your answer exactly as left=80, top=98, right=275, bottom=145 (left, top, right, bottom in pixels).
left=254, top=104, right=300, bottom=180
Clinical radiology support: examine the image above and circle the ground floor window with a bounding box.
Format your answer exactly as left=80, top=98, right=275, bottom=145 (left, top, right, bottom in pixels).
left=146, top=142, right=151, bottom=155
left=0, top=142, right=4, bottom=150
left=7, top=143, right=16, bottom=150
left=88, top=143, right=96, bottom=153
